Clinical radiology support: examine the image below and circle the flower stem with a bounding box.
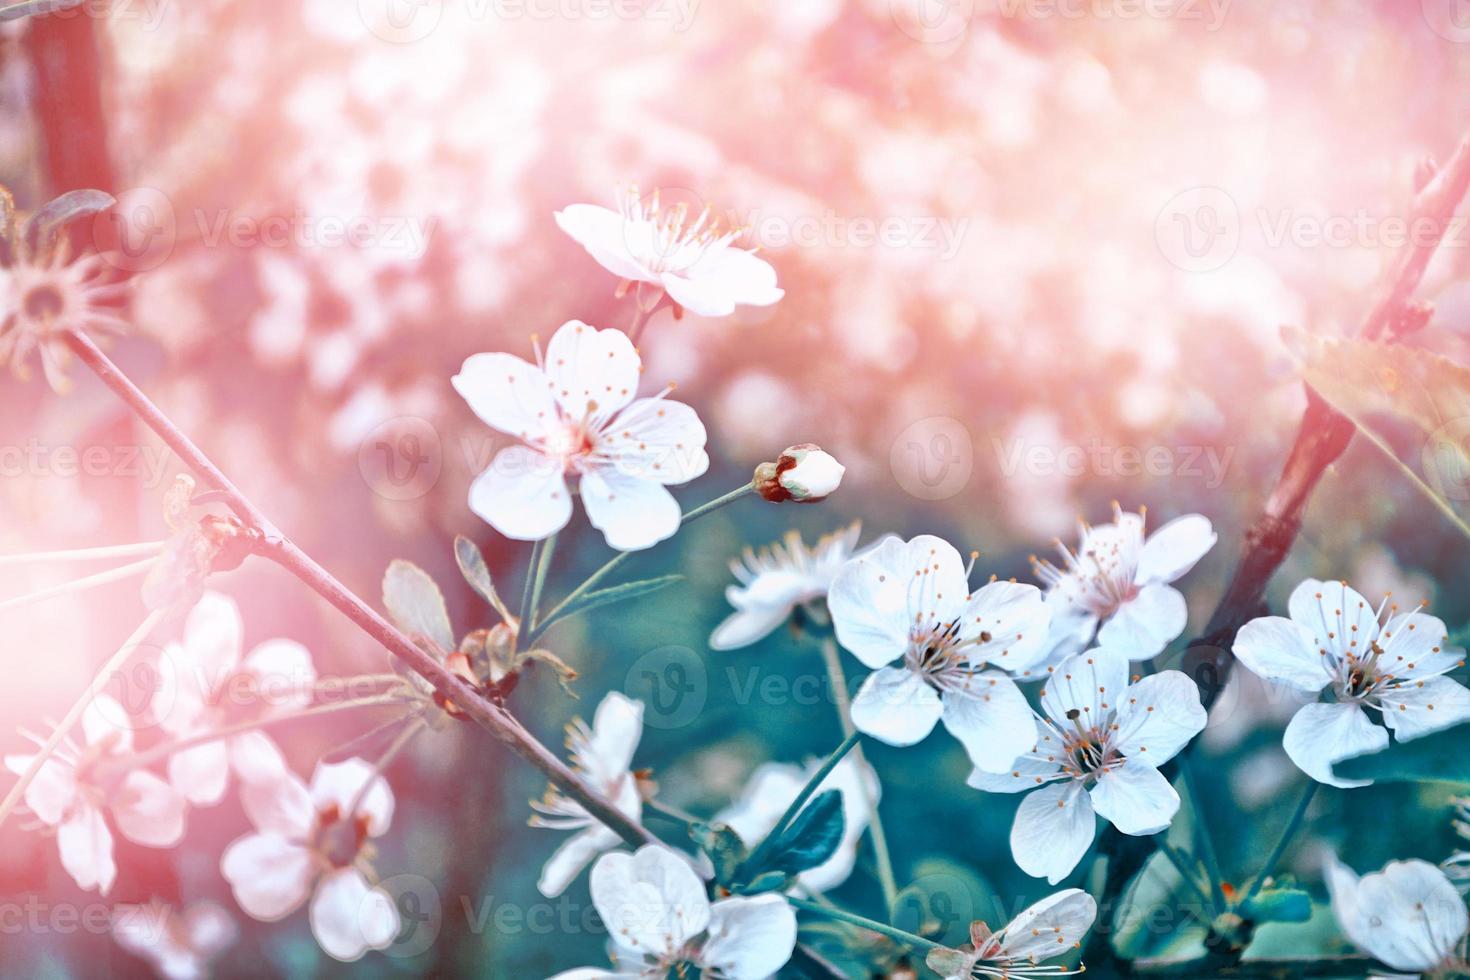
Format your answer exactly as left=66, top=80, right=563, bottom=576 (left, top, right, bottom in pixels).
left=818, top=634, right=897, bottom=910
left=60, top=329, right=658, bottom=851
left=785, top=896, right=943, bottom=955
left=644, top=797, right=700, bottom=827
left=347, top=716, right=426, bottom=818
left=518, top=537, right=545, bottom=643
left=0, top=541, right=165, bottom=566
left=1177, top=751, right=1227, bottom=914
left=0, top=556, right=157, bottom=611
left=527, top=482, right=754, bottom=645
left=744, top=729, right=861, bottom=874
left=0, top=608, right=165, bottom=832
left=1241, top=781, right=1320, bottom=905
left=101, top=694, right=415, bottom=777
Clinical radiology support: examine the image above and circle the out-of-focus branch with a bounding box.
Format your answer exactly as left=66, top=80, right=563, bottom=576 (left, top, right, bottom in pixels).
left=23, top=9, right=113, bottom=198
left=61, top=329, right=659, bottom=852
left=1091, top=131, right=1470, bottom=976
left=1133, top=954, right=1391, bottom=978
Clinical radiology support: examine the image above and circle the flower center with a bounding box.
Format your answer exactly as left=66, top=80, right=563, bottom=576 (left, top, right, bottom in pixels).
left=1047, top=707, right=1121, bottom=783
left=620, top=187, right=734, bottom=274
left=313, top=804, right=371, bottom=869
left=23, top=284, right=64, bottom=322
left=905, top=619, right=974, bottom=691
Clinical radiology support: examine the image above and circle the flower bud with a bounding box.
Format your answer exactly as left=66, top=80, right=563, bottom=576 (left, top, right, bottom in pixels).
left=754, top=443, right=844, bottom=503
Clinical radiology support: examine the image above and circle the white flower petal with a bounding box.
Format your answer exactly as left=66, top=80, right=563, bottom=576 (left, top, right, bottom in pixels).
left=58, top=802, right=116, bottom=894
left=83, top=694, right=134, bottom=754
left=996, top=888, right=1098, bottom=962
left=601, top=397, right=709, bottom=486
left=1097, top=583, right=1187, bottom=658
left=4, top=753, right=76, bottom=825
left=168, top=739, right=230, bottom=807
left=555, top=204, right=654, bottom=282
left=1039, top=649, right=1130, bottom=729
left=966, top=721, right=1065, bottom=793
left=1283, top=701, right=1388, bottom=788
left=220, top=834, right=316, bottom=921
left=540, top=825, right=622, bottom=898
left=452, top=351, right=557, bottom=441
left=239, top=769, right=315, bottom=839
left=228, top=731, right=289, bottom=785
left=112, top=771, right=188, bottom=847
left=311, top=758, right=394, bottom=837
left=828, top=537, right=916, bottom=669
left=1379, top=675, right=1470, bottom=742
left=1111, top=670, right=1207, bottom=765
left=851, top=667, right=943, bottom=746
left=309, top=868, right=399, bottom=962
left=184, top=591, right=245, bottom=679
left=544, top=320, right=641, bottom=419
left=580, top=468, right=681, bottom=552
left=1135, top=514, right=1216, bottom=585
left=1287, top=578, right=1380, bottom=660
left=1011, top=781, right=1096, bottom=884
left=700, top=894, right=798, bottom=979
left=240, top=638, right=317, bottom=712
left=1089, top=758, right=1179, bottom=836
left=469, top=446, right=572, bottom=542
left=182, top=901, right=239, bottom=956
left=941, top=672, right=1035, bottom=773
left=959, top=580, right=1051, bottom=673
left=1327, top=856, right=1469, bottom=972
left=589, top=692, right=645, bottom=780
left=590, top=845, right=711, bottom=957
left=710, top=602, right=796, bottom=651
left=1232, top=615, right=1333, bottom=693
left=1376, top=611, right=1460, bottom=680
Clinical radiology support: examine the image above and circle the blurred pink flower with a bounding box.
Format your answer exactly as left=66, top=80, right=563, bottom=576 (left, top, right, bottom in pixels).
left=113, top=899, right=238, bottom=980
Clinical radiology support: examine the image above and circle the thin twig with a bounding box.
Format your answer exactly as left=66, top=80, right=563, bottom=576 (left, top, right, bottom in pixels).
left=0, top=557, right=157, bottom=611
left=0, top=541, right=165, bottom=566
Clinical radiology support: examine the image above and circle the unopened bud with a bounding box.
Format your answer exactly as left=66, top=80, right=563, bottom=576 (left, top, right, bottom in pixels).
left=754, top=443, right=844, bottom=503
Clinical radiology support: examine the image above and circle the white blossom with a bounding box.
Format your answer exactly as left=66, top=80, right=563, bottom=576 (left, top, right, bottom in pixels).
left=1233, top=579, right=1470, bottom=788
left=113, top=899, right=237, bottom=980
left=555, top=189, right=783, bottom=317
left=715, top=754, right=879, bottom=894
left=1325, top=855, right=1469, bottom=976
left=531, top=692, right=646, bottom=898
left=927, top=889, right=1096, bottom=980
left=154, top=591, right=315, bottom=806
left=453, top=320, right=709, bottom=551
left=968, top=648, right=1206, bottom=884
left=4, top=695, right=188, bottom=895
left=827, top=534, right=1051, bottom=769
left=549, top=844, right=797, bottom=980
left=1032, top=505, right=1216, bottom=664
left=220, top=758, right=399, bottom=962
left=710, top=522, right=865, bottom=651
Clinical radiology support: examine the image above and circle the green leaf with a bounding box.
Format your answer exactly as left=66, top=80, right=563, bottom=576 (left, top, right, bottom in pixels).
left=1333, top=721, right=1470, bottom=784
left=382, top=559, right=454, bottom=655
left=1113, top=851, right=1208, bottom=961
left=25, top=189, right=115, bottom=248
left=453, top=535, right=512, bottom=622
left=691, top=822, right=748, bottom=886
left=757, top=789, right=845, bottom=877
left=731, top=869, right=793, bottom=896
left=0, top=0, right=85, bottom=23
left=542, top=575, right=683, bottom=631
left=1242, top=887, right=1312, bottom=924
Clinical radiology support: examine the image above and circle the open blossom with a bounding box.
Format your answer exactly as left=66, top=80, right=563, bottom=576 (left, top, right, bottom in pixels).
left=4, top=695, right=187, bottom=895
left=968, top=648, right=1206, bottom=884
left=926, top=889, right=1097, bottom=980
left=555, top=188, right=783, bottom=317
left=453, top=319, right=709, bottom=551
left=531, top=692, right=645, bottom=898
left=715, top=755, right=880, bottom=894
left=827, top=534, right=1051, bottom=769
left=550, top=844, right=797, bottom=980
left=1324, top=856, right=1469, bottom=977
left=155, top=591, right=315, bottom=805
left=1032, top=505, right=1216, bottom=664
left=1232, top=578, right=1470, bottom=788
left=220, top=758, right=399, bottom=962
left=113, top=899, right=237, bottom=980
left=710, top=522, right=867, bottom=651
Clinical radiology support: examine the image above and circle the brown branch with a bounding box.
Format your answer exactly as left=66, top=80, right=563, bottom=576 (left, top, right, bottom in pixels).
left=1090, top=131, right=1470, bottom=975
left=61, top=329, right=658, bottom=851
